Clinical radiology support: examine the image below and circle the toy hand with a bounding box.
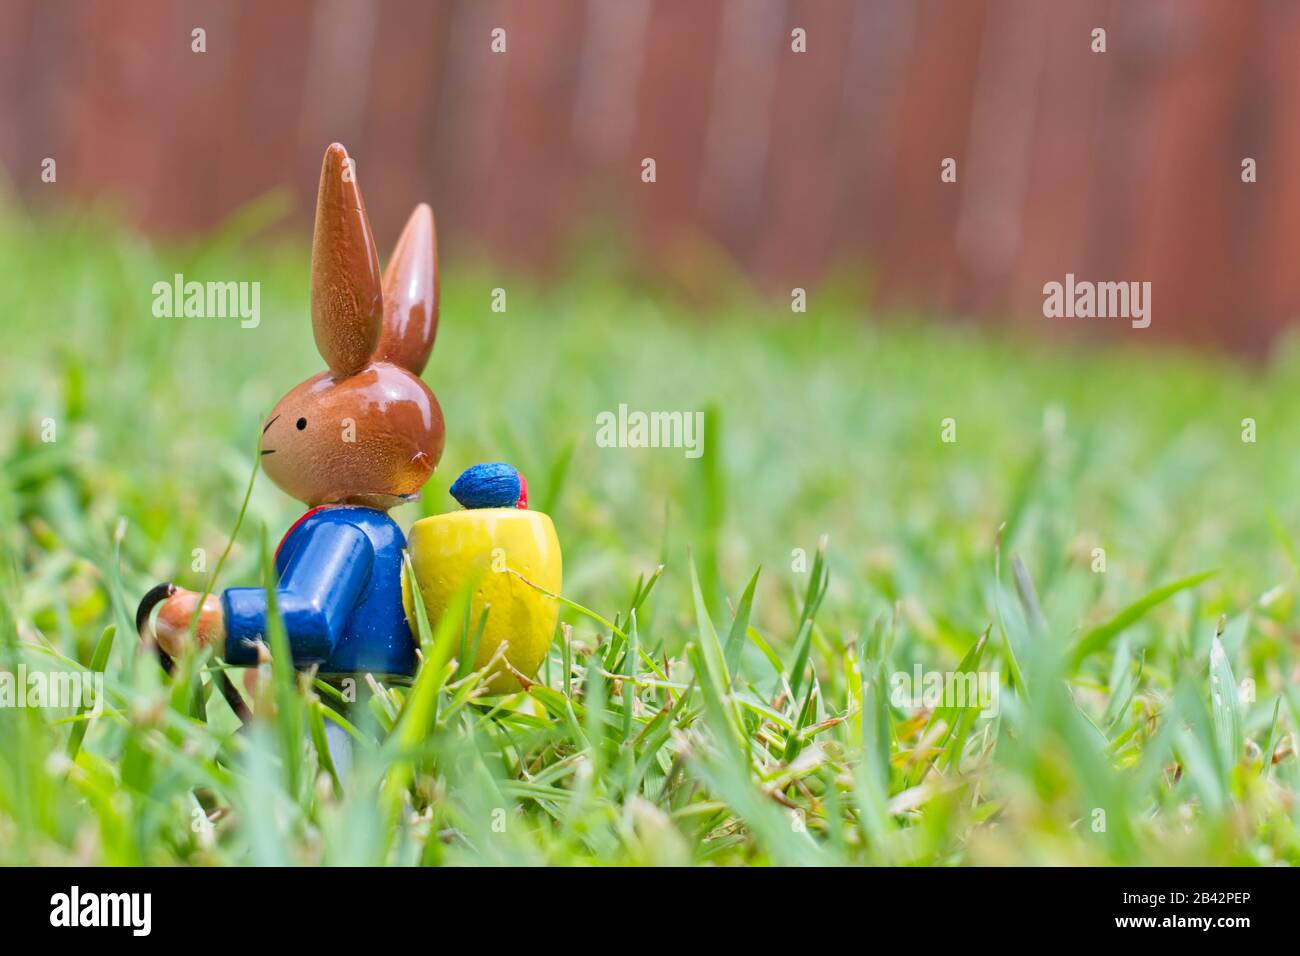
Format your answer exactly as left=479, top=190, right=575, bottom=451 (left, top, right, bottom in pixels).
left=153, top=588, right=225, bottom=659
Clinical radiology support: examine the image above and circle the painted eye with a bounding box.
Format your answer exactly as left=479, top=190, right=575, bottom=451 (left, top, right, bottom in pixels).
left=296, top=417, right=307, bottom=431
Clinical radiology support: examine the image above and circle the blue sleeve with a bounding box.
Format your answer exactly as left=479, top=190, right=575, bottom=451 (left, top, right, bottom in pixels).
left=222, top=521, right=375, bottom=666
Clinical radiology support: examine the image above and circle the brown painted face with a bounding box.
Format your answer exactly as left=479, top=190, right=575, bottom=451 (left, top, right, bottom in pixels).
left=261, top=363, right=444, bottom=508
left=262, top=143, right=443, bottom=509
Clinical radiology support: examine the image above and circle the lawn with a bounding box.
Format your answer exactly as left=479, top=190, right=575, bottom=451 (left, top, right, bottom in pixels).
left=2, top=202, right=1299, bottom=865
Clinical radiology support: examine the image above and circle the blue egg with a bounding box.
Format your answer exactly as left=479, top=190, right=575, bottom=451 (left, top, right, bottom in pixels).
left=450, top=462, right=522, bottom=509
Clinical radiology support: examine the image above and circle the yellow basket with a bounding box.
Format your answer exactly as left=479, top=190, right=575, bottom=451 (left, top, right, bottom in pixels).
left=403, top=508, right=562, bottom=693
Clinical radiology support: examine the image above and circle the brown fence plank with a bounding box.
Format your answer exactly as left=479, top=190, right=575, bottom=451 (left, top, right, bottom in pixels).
left=1247, top=2, right=1300, bottom=345
left=362, top=0, right=453, bottom=244
left=632, top=0, right=727, bottom=261
left=871, top=0, right=990, bottom=310
left=750, top=0, right=857, bottom=287
left=1010, top=0, right=1115, bottom=344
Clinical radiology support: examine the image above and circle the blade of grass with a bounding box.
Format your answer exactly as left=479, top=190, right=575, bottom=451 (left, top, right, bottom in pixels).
left=1070, top=570, right=1216, bottom=668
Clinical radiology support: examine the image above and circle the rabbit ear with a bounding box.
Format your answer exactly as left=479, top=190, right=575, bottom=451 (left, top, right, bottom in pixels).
left=311, top=143, right=383, bottom=377
left=373, top=203, right=438, bottom=375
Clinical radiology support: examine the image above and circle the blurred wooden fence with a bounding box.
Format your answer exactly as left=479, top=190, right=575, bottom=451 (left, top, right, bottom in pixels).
left=3, top=0, right=1299, bottom=350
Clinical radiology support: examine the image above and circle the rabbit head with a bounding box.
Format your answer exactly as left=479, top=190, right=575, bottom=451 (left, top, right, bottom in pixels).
left=259, top=143, right=444, bottom=509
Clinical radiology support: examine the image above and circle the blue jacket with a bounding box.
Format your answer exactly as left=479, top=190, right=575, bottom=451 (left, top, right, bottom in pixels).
left=222, top=505, right=417, bottom=677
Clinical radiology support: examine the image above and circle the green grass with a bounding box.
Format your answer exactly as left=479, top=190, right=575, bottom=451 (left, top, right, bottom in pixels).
left=3, top=202, right=1300, bottom=865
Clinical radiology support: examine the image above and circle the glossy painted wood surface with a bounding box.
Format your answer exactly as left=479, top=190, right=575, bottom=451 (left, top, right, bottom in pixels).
left=262, top=142, right=444, bottom=509
left=261, top=362, right=444, bottom=508
left=310, top=143, right=383, bottom=377
left=374, top=202, right=439, bottom=376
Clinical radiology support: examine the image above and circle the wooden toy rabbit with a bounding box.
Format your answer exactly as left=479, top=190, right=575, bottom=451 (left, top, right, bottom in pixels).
left=138, top=143, right=564, bottom=714
left=145, top=143, right=443, bottom=680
